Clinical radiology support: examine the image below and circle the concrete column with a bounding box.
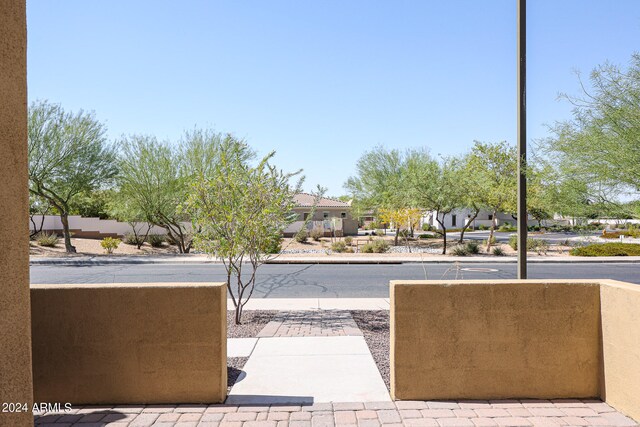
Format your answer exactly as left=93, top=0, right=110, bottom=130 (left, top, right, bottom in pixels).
left=0, top=1, right=34, bottom=426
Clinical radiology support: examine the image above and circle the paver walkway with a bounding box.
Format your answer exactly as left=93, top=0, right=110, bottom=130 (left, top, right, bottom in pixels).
left=33, top=399, right=638, bottom=426
left=257, top=311, right=363, bottom=337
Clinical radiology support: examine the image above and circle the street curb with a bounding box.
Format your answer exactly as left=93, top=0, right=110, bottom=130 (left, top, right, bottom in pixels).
left=29, top=256, right=640, bottom=266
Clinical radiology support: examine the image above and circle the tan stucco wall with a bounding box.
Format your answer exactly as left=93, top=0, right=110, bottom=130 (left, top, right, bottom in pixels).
left=0, top=1, right=33, bottom=426
left=31, top=283, right=227, bottom=404
left=599, top=280, right=640, bottom=421
left=390, top=280, right=602, bottom=400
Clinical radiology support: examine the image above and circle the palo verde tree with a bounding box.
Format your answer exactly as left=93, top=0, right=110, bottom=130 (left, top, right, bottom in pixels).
left=466, top=141, right=517, bottom=252
left=541, top=54, right=640, bottom=216
left=344, top=146, right=410, bottom=245
left=405, top=149, right=463, bottom=254
left=28, top=100, right=117, bottom=253
left=184, top=138, right=303, bottom=324
left=116, top=134, right=191, bottom=252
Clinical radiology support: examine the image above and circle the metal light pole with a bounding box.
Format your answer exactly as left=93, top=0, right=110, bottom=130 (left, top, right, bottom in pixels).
left=517, top=0, right=527, bottom=279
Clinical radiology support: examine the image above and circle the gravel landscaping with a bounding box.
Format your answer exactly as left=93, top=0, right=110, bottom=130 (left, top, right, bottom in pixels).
left=350, top=310, right=390, bottom=390
left=227, top=310, right=277, bottom=338
left=228, top=357, right=248, bottom=392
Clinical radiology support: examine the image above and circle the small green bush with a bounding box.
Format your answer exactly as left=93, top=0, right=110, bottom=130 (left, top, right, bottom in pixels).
left=570, top=243, right=640, bottom=257
left=310, top=227, right=324, bottom=241
left=344, top=236, right=353, bottom=246
left=262, top=237, right=282, bottom=254
left=36, top=232, right=58, bottom=247
left=331, top=241, right=347, bottom=253
left=450, top=245, right=468, bottom=256
left=148, top=234, right=165, bottom=247
left=295, top=229, right=308, bottom=243
left=101, top=237, right=121, bottom=254
left=362, top=239, right=389, bottom=253
left=345, top=247, right=354, bottom=253
left=465, top=241, right=480, bottom=254
left=375, top=229, right=385, bottom=237
left=498, top=223, right=517, bottom=232
left=492, top=246, right=505, bottom=256
left=478, top=224, right=489, bottom=230
left=508, top=235, right=518, bottom=250
left=419, top=233, right=437, bottom=239
left=422, top=223, right=434, bottom=232
left=123, top=232, right=145, bottom=246
left=397, top=229, right=409, bottom=238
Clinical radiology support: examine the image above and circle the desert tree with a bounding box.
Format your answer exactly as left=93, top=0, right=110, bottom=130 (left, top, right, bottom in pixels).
left=405, top=149, right=463, bottom=254
left=28, top=100, right=117, bottom=252
left=344, top=146, right=410, bottom=245
left=466, top=141, right=517, bottom=252
left=184, top=138, right=305, bottom=324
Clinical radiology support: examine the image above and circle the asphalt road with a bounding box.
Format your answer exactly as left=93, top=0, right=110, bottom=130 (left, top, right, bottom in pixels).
left=30, top=262, right=640, bottom=298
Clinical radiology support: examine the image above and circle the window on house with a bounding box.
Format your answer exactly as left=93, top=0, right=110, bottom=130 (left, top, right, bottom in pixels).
left=451, top=215, right=457, bottom=227
left=488, top=214, right=493, bottom=220
left=341, top=212, right=346, bottom=218
left=303, top=212, right=309, bottom=220
left=323, top=212, right=329, bottom=219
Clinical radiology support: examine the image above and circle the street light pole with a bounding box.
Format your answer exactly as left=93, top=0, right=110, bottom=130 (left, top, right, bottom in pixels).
left=517, top=0, right=527, bottom=279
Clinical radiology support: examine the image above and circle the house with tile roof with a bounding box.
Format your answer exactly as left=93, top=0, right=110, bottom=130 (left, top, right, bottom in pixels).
left=283, top=193, right=359, bottom=236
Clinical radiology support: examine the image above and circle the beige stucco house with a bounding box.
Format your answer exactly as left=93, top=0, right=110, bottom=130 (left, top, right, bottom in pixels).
left=284, top=193, right=358, bottom=236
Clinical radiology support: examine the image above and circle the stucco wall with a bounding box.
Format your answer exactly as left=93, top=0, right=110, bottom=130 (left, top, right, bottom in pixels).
left=599, top=280, right=640, bottom=421
left=31, top=283, right=227, bottom=404
left=390, top=280, right=602, bottom=400
left=0, top=1, right=33, bottom=426
left=30, top=214, right=181, bottom=238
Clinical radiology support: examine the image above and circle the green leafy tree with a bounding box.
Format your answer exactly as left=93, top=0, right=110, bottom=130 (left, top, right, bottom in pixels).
left=28, top=100, right=117, bottom=252
left=466, top=141, right=517, bottom=252
left=116, top=134, right=192, bottom=253
left=542, top=54, right=640, bottom=209
left=184, top=140, right=303, bottom=324
left=344, top=146, right=410, bottom=245
left=405, top=150, right=463, bottom=254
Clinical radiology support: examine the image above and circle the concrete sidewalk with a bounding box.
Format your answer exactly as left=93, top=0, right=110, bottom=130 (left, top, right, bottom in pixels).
left=29, top=254, right=640, bottom=265
left=226, top=336, right=391, bottom=405
left=230, top=298, right=390, bottom=311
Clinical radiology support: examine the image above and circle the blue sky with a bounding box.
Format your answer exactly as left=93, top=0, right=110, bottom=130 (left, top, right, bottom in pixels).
left=27, top=1, right=640, bottom=195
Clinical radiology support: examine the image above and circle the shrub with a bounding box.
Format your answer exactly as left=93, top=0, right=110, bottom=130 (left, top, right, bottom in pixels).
left=123, top=232, right=145, bottom=246
left=422, top=223, right=434, bottom=232
left=345, top=247, right=354, bottom=253
left=570, top=243, right=640, bottom=257
left=294, top=229, right=308, bottom=243
left=344, top=236, right=353, bottom=246
left=492, top=246, right=505, bottom=256
left=419, top=233, right=437, bottom=239
left=397, top=229, right=409, bottom=238
left=478, top=224, right=489, bottom=230
left=362, top=239, right=389, bottom=253
left=498, top=223, right=517, bottom=232
left=375, top=229, right=385, bottom=237
left=450, top=245, right=468, bottom=256
left=148, top=234, right=165, bottom=247
left=262, top=237, right=282, bottom=254
left=331, top=241, right=347, bottom=253
left=465, top=241, right=480, bottom=254
left=310, top=227, right=324, bottom=241
left=508, top=235, right=518, bottom=250
left=100, top=237, right=121, bottom=254
left=36, top=232, right=58, bottom=247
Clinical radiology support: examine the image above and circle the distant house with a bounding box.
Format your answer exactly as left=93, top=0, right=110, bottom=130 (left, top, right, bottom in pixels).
left=283, top=193, right=358, bottom=237
left=422, top=208, right=536, bottom=230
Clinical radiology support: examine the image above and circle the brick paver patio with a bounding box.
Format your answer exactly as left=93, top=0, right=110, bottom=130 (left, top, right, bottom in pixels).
left=33, top=399, right=638, bottom=426
left=257, top=310, right=362, bottom=337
